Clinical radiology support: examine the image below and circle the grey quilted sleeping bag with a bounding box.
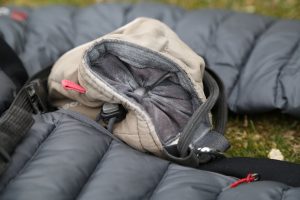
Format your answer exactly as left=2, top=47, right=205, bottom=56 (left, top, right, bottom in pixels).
left=1, top=3, right=300, bottom=117
left=1, top=4, right=300, bottom=200
left=0, top=110, right=300, bottom=200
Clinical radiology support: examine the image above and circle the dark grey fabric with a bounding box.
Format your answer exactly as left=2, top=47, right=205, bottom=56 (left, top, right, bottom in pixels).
left=1, top=5, right=300, bottom=198
left=1, top=3, right=300, bottom=117
left=0, top=110, right=299, bottom=199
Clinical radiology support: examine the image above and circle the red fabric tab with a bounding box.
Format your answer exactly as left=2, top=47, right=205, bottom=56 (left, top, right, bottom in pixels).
left=10, top=11, right=28, bottom=22
left=61, top=80, right=86, bottom=94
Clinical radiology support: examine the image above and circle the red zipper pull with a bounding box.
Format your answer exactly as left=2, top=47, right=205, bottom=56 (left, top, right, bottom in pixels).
left=10, top=10, right=28, bottom=22
left=230, top=173, right=260, bottom=188
left=61, top=80, right=86, bottom=94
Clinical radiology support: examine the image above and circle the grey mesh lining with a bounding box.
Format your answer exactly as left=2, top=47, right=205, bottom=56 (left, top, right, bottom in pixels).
left=85, top=40, right=202, bottom=144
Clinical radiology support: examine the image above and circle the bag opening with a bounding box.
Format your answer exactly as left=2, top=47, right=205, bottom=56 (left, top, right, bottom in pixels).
left=85, top=40, right=202, bottom=145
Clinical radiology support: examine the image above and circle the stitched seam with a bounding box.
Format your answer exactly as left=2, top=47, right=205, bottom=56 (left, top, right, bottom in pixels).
left=144, top=120, right=161, bottom=151
left=136, top=115, right=146, bottom=151
left=74, top=139, right=114, bottom=200
left=230, top=19, right=275, bottom=95
left=216, top=188, right=224, bottom=200
left=275, top=36, right=300, bottom=108
left=0, top=116, right=64, bottom=193
left=148, top=163, right=171, bottom=200
left=231, top=20, right=276, bottom=109
left=231, top=19, right=275, bottom=91
left=68, top=7, right=77, bottom=47
left=204, top=12, right=233, bottom=58
left=59, top=109, right=121, bottom=142
left=280, top=188, right=289, bottom=200
left=122, top=4, right=133, bottom=25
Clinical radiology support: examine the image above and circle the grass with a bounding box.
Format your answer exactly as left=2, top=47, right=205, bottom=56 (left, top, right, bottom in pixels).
left=3, top=0, right=300, bottom=19
left=226, top=113, right=300, bottom=163
left=2, top=0, right=300, bottom=163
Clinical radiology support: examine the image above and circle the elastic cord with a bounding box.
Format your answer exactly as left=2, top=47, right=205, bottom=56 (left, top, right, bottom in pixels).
left=107, top=117, right=117, bottom=132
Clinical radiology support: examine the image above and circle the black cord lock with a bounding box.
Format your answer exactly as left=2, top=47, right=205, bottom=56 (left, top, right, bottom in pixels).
left=97, top=103, right=127, bottom=132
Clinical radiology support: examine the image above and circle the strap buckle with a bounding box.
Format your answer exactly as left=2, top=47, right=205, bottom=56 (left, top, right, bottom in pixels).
left=96, top=103, right=127, bottom=132
left=98, top=103, right=126, bottom=123
left=25, top=80, right=48, bottom=114
left=194, top=147, right=225, bottom=164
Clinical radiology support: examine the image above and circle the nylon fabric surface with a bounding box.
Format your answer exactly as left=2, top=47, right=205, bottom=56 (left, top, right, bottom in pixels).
left=0, top=110, right=300, bottom=200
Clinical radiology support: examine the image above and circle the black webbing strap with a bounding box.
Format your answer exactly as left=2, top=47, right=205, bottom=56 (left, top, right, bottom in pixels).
left=206, top=67, right=227, bottom=135
left=0, top=37, right=32, bottom=175
left=164, top=69, right=229, bottom=167
left=198, top=157, right=300, bottom=187
left=0, top=88, right=34, bottom=174
left=177, top=70, right=229, bottom=156
left=0, top=37, right=28, bottom=89
left=0, top=79, right=48, bottom=176
left=189, top=68, right=229, bottom=158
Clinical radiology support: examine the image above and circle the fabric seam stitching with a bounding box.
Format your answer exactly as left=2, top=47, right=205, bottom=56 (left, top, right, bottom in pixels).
left=149, top=162, right=171, bottom=200
left=0, top=114, right=64, bottom=193
left=231, top=19, right=276, bottom=110
left=74, top=139, right=114, bottom=200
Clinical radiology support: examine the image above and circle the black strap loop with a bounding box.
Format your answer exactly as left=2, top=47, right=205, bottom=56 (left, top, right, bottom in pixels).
left=165, top=68, right=229, bottom=166
left=198, top=157, right=300, bottom=187
left=205, top=67, right=228, bottom=135
left=178, top=69, right=228, bottom=157
left=0, top=37, right=28, bottom=89
left=0, top=78, right=49, bottom=176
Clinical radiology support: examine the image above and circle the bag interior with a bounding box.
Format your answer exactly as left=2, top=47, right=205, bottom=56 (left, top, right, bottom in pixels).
left=85, top=40, right=202, bottom=144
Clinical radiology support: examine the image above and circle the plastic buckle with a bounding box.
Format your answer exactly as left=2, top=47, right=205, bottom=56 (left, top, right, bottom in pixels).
left=25, top=80, right=48, bottom=114
left=194, top=147, right=225, bottom=164
left=99, top=103, right=126, bottom=123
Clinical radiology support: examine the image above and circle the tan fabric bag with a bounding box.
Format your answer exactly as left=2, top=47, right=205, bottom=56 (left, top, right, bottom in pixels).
left=48, top=17, right=228, bottom=163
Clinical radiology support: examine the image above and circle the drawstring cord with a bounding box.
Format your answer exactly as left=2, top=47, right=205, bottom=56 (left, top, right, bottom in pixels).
left=222, top=173, right=260, bottom=191
left=107, top=117, right=117, bottom=132
left=147, top=72, right=171, bottom=91
left=230, top=173, right=260, bottom=188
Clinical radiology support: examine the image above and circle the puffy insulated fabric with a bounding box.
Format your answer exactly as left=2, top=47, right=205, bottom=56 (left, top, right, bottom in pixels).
left=1, top=3, right=300, bottom=117
left=0, top=110, right=300, bottom=200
